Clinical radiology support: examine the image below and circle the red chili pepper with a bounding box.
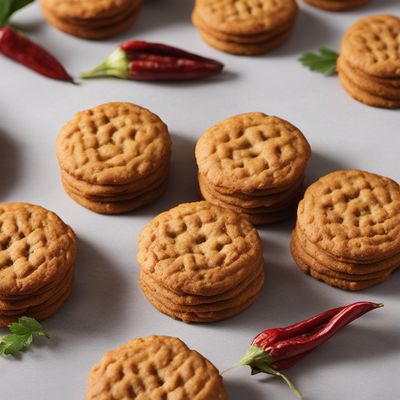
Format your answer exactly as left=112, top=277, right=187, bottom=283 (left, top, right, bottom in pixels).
left=233, top=301, right=383, bottom=398
left=80, top=40, right=224, bottom=81
left=0, top=27, right=73, bottom=82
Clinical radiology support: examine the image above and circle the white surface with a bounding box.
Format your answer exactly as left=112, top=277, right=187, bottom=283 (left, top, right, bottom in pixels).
left=1, top=1, right=400, bottom=399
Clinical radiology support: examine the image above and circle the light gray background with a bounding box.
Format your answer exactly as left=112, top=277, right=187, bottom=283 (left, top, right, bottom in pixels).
left=1, top=1, right=399, bottom=399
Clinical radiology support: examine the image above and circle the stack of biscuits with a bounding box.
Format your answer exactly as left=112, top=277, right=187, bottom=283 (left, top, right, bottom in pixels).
left=56, top=102, right=171, bottom=215
left=40, top=0, right=142, bottom=40
left=192, top=0, right=298, bottom=56
left=85, top=336, right=227, bottom=400
left=195, top=113, right=311, bottom=225
left=0, top=203, right=77, bottom=327
left=137, top=202, right=264, bottom=323
left=291, top=170, right=400, bottom=291
left=337, top=15, right=400, bottom=109
left=303, top=0, right=368, bottom=11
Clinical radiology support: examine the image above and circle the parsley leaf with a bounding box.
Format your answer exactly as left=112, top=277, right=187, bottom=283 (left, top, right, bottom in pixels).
left=0, top=317, right=49, bottom=357
left=0, top=0, right=35, bottom=27
left=299, top=48, right=339, bottom=75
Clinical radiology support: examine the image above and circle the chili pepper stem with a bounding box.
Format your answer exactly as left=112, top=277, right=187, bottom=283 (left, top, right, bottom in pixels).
left=80, top=48, right=129, bottom=79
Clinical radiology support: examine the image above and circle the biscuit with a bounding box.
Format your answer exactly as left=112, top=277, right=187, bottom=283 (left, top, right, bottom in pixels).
left=294, top=226, right=400, bottom=275
left=139, top=260, right=263, bottom=306
left=64, top=178, right=168, bottom=214
left=140, top=264, right=264, bottom=313
left=340, top=15, right=400, bottom=78
left=198, top=173, right=304, bottom=210
left=57, top=103, right=171, bottom=185
left=61, top=172, right=168, bottom=202
left=303, top=0, right=368, bottom=11
left=85, top=336, right=227, bottom=400
left=144, top=287, right=261, bottom=323
left=291, top=239, right=392, bottom=291
left=198, top=27, right=293, bottom=56
left=56, top=102, right=171, bottom=214
left=337, top=57, right=400, bottom=100
left=196, top=113, right=311, bottom=194
left=192, top=0, right=298, bottom=55
left=0, top=203, right=77, bottom=296
left=338, top=69, right=400, bottom=109
left=194, top=0, right=298, bottom=36
left=137, top=201, right=263, bottom=296
left=298, top=170, right=400, bottom=262
left=291, top=230, right=397, bottom=282
left=60, top=160, right=169, bottom=197
left=192, top=10, right=294, bottom=44
left=41, top=3, right=141, bottom=40
left=41, top=0, right=134, bottom=20
left=292, top=170, right=400, bottom=290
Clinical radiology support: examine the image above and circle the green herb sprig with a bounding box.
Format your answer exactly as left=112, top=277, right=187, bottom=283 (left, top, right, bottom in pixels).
left=0, top=0, right=35, bottom=27
left=0, top=317, right=49, bottom=356
left=299, top=48, right=339, bottom=75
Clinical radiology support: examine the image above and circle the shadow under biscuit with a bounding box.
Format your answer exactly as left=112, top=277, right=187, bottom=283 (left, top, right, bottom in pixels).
left=305, top=150, right=349, bottom=187
left=117, top=0, right=193, bottom=40
left=363, top=0, right=400, bottom=12
left=0, top=129, right=21, bottom=200
left=137, top=133, right=199, bottom=217
left=46, top=237, right=130, bottom=336
left=270, top=8, right=337, bottom=57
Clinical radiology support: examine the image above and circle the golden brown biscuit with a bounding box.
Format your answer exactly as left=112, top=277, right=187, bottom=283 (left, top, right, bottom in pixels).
left=41, top=3, right=141, bottom=40
left=85, top=336, right=227, bottom=400
left=0, top=203, right=77, bottom=296
left=194, top=0, right=298, bottom=36
left=41, top=0, right=135, bottom=19
left=293, top=225, right=400, bottom=275
left=140, top=263, right=264, bottom=313
left=337, top=56, right=400, bottom=100
left=137, top=201, right=263, bottom=296
left=338, top=68, right=400, bottom=109
left=139, top=259, right=264, bottom=306
left=56, top=102, right=171, bottom=185
left=64, top=178, right=168, bottom=214
left=196, top=113, right=311, bottom=194
left=198, top=27, right=293, bottom=56
left=340, top=15, right=400, bottom=78
left=298, top=170, right=400, bottom=262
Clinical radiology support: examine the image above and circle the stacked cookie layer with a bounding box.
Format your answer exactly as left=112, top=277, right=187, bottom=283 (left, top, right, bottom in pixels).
left=192, top=0, right=298, bottom=56
left=85, top=336, right=227, bottom=400
left=304, top=0, right=368, bottom=11
left=56, top=102, right=171, bottom=215
left=338, top=15, right=400, bottom=109
left=137, top=202, right=264, bottom=323
left=40, top=0, right=142, bottom=39
left=0, top=203, right=77, bottom=327
left=196, top=113, right=311, bottom=225
left=291, top=170, right=400, bottom=291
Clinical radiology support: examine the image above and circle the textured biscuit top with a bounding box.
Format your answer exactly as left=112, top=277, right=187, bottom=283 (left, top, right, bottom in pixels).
left=340, top=15, right=400, bottom=78
left=194, top=0, right=298, bottom=35
left=0, top=203, right=77, bottom=295
left=137, top=202, right=263, bottom=296
left=195, top=113, right=311, bottom=194
left=85, top=336, right=227, bottom=400
left=41, top=0, right=133, bottom=19
left=297, top=170, right=400, bottom=262
left=56, top=102, right=171, bottom=185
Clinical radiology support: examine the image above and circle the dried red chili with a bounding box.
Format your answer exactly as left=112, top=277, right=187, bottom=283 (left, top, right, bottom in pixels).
left=0, top=27, right=73, bottom=82
left=231, top=301, right=383, bottom=398
left=80, top=40, right=224, bottom=81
